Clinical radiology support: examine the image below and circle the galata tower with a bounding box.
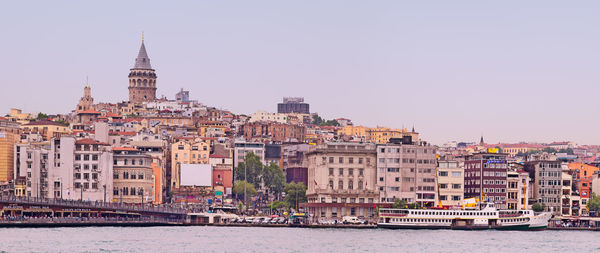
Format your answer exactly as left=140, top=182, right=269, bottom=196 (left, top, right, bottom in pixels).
left=128, top=34, right=157, bottom=104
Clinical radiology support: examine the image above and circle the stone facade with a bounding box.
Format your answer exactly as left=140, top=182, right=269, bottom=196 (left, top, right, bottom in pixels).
left=128, top=39, right=157, bottom=104
left=304, top=143, right=379, bottom=220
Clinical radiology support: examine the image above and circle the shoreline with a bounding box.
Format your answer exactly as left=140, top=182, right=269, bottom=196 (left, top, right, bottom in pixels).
left=0, top=221, right=596, bottom=231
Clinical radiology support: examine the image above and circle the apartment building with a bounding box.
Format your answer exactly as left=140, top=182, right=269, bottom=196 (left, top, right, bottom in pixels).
left=376, top=138, right=438, bottom=206
left=464, top=152, right=509, bottom=209
left=303, top=143, right=378, bottom=220
left=437, top=160, right=464, bottom=207
left=112, top=147, right=153, bottom=203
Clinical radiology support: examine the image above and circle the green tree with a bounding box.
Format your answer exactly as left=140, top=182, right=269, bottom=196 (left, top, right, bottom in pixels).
left=532, top=202, right=546, bottom=212
left=587, top=194, right=600, bottom=216
left=283, top=182, right=307, bottom=210
left=542, top=147, right=558, bottom=153
left=235, top=152, right=264, bottom=187
left=559, top=148, right=574, bottom=155
left=233, top=180, right=257, bottom=200
left=312, top=115, right=324, bottom=125
left=408, top=202, right=421, bottom=209
left=36, top=113, right=49, bottom=120
left=262, top=162, right=285, bottom=196
left=392, top=199, right=407, bottom=209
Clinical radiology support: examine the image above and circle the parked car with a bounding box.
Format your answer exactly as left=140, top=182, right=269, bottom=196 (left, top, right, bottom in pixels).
left=277, top=217, right=287, bottom=224
left=253, top=217, right=263, bottom=224
left=244, top=217, right=254, bottom=223
left=342, top=216, right=363, bottom=224
left=261, top=218, right=271, bottom=224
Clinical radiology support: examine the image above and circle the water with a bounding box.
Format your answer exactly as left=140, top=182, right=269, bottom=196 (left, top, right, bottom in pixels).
left=0, top=226, right=598, bottom=252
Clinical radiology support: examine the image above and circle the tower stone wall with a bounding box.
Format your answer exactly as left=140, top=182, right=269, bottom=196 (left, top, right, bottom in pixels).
left=128, top=38, right=157, bottom=104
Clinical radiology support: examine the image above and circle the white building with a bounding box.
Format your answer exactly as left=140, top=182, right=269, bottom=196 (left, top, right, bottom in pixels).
left=248, top=111, right=288, bottom=124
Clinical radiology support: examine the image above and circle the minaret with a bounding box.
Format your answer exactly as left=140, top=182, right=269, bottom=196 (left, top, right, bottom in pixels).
left=128, top=33, right=157, bottom=104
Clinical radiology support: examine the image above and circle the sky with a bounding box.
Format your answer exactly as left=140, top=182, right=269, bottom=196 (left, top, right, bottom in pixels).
left=1, top=1, right=599, bottom=145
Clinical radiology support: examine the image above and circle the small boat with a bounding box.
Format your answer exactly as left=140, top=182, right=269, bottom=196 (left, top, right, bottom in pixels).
left=377, top=202, right=552, bottom=230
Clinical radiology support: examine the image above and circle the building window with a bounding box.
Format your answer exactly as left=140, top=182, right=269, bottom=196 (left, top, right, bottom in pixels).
left=75, top=173, right=81, bottom=179
left=113, top=172, right=119, bottom=179
left=359, top=158, right=363, bottom=164
left=339, top=157, right=343, bottom=163
left=348, top=180, right=354, bottom=190
left=349, top=158, right=354, bottom=164
left=123, top=187, right=129, bottom=195
left=131, top=173, right=137, bottom=180
left=329, top=168, right=334, bottom=176
left=92, top=183, right=98, bottom=189
left=75, top=154, right=81, bottom=161
left=329, top=180, right=334, bottom=189
left=130, top=188, right=136, bottom=196
left=358, top=181, right=363, bottom=190
left=338, top=181, right=343, bottom=190
left=84, top=154, right=89, bottom=161
left=92, top=155, right=98, bottom=161
left=329, top=157, right=334, bottom=163
left=359, top=169, right=364, bottom=176
left=123, top=172, right=129, bottom=179
left=92, top=164, right=98, bottom=171
left=139, top=173, right=144, bottom=180
left=439, top=171, right=448, bottom=176
left=114, top=189, right=119, bottom=196
left=339, top=168, right=343, bottom=176
left=83, top=173, right=89, bottom=180
left=349, top=168, right=354, bottom=175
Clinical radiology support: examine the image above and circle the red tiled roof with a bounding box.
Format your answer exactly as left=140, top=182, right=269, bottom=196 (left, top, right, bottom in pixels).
left=105, top=113, right=122, bottom=118
left=75, top=138, right=108, bottom=145
left=109, top=131, right=136, bottom=136
left=112, top=147, right=138, bottom=151
left=209, top=154, right=229, bottom=158
left=78, top=110, right=101, bottom=114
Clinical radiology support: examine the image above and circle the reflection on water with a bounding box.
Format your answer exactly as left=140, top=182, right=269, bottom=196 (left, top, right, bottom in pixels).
left=0, top=226, right=596, bottom=252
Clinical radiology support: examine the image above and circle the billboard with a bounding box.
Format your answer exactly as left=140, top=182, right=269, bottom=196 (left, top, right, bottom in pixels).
left=180, top=164, right=212, bottom=187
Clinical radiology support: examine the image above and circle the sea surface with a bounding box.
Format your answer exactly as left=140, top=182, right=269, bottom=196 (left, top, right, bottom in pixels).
left=0, top=226, right=598, bottom=253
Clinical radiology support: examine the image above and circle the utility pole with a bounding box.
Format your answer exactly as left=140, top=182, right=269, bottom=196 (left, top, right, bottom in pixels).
left=103, top=185, right=106, bottom=203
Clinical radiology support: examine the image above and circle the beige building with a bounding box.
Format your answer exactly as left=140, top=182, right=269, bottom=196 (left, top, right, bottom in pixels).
left=303, top=143, right=379, bottom=221
left=506, top=170, right=529, bottom=210
left=377, top=139, right=438, bottom=206
left=437, top=160, right=464, bottom=207
left=112, top=147, right=153, bottom=203
left=170, top=138, right=210, bottom=188
left=0, top=118, right=21, bottom=182
left=21, top=121, right=70, bottom=141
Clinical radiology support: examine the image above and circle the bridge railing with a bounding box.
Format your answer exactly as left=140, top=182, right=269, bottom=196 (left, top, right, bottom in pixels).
left=0, top=195, right=187, bottom=215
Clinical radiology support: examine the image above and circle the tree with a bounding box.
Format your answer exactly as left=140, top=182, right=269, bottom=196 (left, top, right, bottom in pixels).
left=233, top=180, right=257, bottom=200
left=283, top=182, right=307, bottom=210
left=542, top=147, right=558, bottom=154
left=392, top=199, right=407, bottom=209
left=262, top=162, right=285, bottom=196
left=559, top=148, right=574, bottom=155
left=408, top=202, right=421, bottom=209
left=235, top=152, right=264, bottom=187
left=587, top=194, right=600, bottom=216
left=312, top=115, right=324, bottom=125
left=532, top=202, right=546, bottom=212
left=36, top=113, right=49, bottom=120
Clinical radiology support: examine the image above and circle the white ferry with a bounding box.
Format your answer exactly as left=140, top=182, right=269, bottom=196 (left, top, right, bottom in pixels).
left=378, top=203, right=552, bottom=230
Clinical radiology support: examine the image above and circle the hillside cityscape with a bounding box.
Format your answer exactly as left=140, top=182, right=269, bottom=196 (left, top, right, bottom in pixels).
left=1, top=37, right=599, bottom=225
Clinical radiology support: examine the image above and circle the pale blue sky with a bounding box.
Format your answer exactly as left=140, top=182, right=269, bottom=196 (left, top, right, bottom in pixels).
left=1, top=1, right=599, bottom=145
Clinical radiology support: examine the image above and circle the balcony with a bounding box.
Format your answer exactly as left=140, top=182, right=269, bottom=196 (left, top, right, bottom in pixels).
left=314, top=188, right=377, bottom=196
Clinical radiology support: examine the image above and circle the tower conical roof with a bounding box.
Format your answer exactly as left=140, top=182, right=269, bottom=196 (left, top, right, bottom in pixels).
left=133, top=41, right=152, bottom=69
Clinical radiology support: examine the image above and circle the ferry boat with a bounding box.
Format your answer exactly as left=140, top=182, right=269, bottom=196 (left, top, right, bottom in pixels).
left=378, top=203, right=552, bottom=230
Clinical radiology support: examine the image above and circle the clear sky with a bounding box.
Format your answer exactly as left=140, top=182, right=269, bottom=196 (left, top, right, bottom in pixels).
left=1, top=1, right=599, bottom=145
